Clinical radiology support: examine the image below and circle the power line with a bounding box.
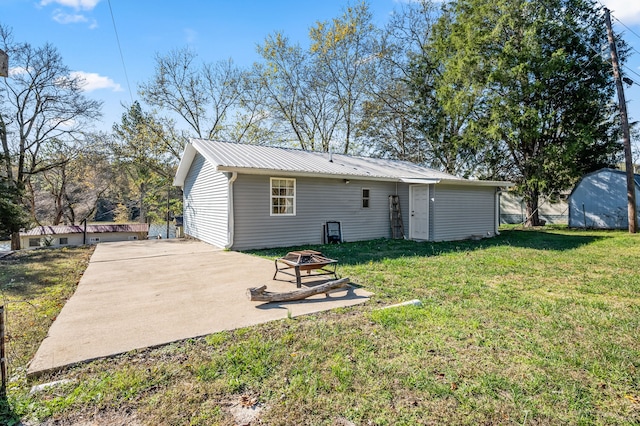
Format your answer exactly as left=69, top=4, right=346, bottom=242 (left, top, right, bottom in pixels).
left=622, top=63, right=640, bottom=83
left=539, top=0, right=607, bottom=58
left=540, top=1, right=640, bottom=86
left=593, top=2, right=640, bottom=56
left=107, top=0, right=134, bottom=103
left=612, top=15, right=640, bottom=43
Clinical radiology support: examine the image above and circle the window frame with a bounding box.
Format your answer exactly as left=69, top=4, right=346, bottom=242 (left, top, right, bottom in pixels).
left=362, top=188, right=370, bottom=209
left=59, top=237, right=69, bottom=245
left=270, top=177, right=296, bottom=216
left=28, top=238, right=40, bottom=247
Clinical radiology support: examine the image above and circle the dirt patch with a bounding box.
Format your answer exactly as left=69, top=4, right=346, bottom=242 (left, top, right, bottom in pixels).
left=225, top=394, right=265, bottom=425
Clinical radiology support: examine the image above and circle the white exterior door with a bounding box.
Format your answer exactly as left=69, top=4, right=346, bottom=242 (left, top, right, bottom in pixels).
left=410, top=185, right=429, bottom=240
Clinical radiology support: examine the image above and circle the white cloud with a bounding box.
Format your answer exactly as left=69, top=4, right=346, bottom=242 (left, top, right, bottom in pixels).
left=184, top=28, right=198, bottom=44
left=8, top=66, right=28, bottom=76
left=601, top=0, right=640, bottom=24
left=70, top=71, right=122, bottom=92
left=52, top=10, right=88, bottom=24
left=40, top=0, right=101, bottom=11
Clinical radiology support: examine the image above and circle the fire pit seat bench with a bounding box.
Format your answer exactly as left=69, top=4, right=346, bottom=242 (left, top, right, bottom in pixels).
left=273, top=250, right=338, bottom=288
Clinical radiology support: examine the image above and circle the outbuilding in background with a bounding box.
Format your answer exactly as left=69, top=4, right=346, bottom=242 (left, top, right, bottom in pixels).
left=568, top=168, right=640, bottom=229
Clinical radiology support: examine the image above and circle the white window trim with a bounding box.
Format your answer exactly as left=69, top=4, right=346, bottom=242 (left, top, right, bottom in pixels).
left=270, top=177, right=296, bottom=216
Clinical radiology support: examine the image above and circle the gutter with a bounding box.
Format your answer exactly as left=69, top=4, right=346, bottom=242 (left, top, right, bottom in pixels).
left=495, top=188, right=504, bottom=236
left=224, top=172, right=238, bottom=249
left=215, top=166, right=513, bottom=188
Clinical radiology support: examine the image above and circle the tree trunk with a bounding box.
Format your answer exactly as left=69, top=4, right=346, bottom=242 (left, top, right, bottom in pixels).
left=10, top=231, right=20, bottom=251
left=524, top=187, right=541, bottom=227
left=247, top=278, right=350, bottom=302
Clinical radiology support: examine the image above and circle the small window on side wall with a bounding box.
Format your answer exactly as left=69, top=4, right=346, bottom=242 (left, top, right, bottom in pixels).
left=29, top=238, right=40, bottom=247
left=271, top=178, right=296, bottom=216
left=362, top=188, right=370, bottom=208
left=59, top=237, right=68, bottom=245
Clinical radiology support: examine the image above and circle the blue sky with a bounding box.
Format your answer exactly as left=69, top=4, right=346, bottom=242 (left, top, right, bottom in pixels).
left=3, top=0, right=640, bottom=145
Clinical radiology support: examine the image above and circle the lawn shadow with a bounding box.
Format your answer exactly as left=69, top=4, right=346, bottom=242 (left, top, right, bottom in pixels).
left=246, top=229, right=608, bottom=266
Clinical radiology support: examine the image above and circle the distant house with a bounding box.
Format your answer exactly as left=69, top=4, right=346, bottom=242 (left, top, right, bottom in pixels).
left=500, top=191, right=569, bottom=225
left=20, top=224, right=149, bottom=249
left=568, top=168, right=640, bottom=229
left=173, top=139, right=512, bottom=250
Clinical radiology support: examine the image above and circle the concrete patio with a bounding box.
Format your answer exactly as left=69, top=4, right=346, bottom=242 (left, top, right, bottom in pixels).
left=27, top=239, right=371, bottom=377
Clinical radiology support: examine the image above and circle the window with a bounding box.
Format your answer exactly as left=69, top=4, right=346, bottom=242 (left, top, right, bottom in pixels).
left=128, top=236, right=138, bottom=241
left=89, top=237, right=100, bottom=243
left=362, top=188, right=370, bottom=208
left=59, top=237, right=68, bottom=245
left=29, top=238, right=40, bottom=247
left=271, top=178, right=296, bottom=215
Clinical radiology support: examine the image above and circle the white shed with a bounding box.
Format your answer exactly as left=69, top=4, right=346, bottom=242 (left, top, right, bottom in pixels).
left=568, top=168, right=640, bottom=229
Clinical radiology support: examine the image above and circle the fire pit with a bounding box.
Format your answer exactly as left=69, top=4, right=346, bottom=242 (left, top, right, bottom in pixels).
left=273, top=250, right=338, bottom=288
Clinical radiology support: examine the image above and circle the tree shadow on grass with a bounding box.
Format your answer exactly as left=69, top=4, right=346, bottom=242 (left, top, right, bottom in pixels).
left=245, top=229, right=608, bottom=266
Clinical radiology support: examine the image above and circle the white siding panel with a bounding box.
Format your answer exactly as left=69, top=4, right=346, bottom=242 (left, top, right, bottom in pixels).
left=432, top=185, right=497, bottom=241
left=568, top=169, right=640, bottom=229
left=183, top=153, right=229, bottom=248
left=232, top=175, right=404, bottom=250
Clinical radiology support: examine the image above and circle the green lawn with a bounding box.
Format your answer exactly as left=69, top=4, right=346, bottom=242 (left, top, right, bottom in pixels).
left=2, top=229, right=639, bottom=425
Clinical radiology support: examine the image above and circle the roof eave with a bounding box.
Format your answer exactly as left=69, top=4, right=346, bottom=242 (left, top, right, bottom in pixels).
left=215, top=166, right=404, bottom=182
left=216, top=166, right=513, bottom=187
left=173, top=143, right=197, bottom=187
left=437, top=178, right=514, bottom=187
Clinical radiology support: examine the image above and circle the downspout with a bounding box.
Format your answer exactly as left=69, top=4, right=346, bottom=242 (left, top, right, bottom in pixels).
left=495, top=188, right=503, bottom=236
left=224, top=172, right=238, bottom=249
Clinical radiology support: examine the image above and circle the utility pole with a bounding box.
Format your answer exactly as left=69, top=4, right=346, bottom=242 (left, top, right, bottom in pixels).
left=166, top=184, right=170, bottom=239
left=605, top=8, right=637, bottom=233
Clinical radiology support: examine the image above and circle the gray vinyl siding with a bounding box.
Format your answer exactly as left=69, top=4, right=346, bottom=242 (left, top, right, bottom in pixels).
left=431, top=184, right=497, bottom=241
left=232, top=174, right=406, bottom=250
left=183, top=153, right=229, bottom=248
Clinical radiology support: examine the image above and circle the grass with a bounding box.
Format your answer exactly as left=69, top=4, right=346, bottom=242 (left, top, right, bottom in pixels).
left=2, top=229, right=640, bottom=425
left=0, top=246, right=93, bottom=424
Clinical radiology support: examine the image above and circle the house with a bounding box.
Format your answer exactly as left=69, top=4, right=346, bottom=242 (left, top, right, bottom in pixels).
left=173, top=139, right=512, bottom=251
left=20, top=223, right=149, bottom=249
left=500, top=191, right=569, bottom=225
left=568, top=168, right=640, bottom=229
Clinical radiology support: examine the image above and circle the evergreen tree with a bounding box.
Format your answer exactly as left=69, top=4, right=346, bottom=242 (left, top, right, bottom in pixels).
left=420, top=0, right=621, bottom=225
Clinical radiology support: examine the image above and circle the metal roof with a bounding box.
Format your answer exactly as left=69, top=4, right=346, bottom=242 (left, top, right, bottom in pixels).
left=174, top=139, right=511, bottom=187
left=21, top=224, right=149, bottom=236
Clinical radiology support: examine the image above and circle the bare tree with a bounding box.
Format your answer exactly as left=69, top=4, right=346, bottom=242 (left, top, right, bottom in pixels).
left=257, top=32, right=332, bottom=151
left=139, top=48, right=244, bottom=140
left=256, top=3, right=379, bottom=154
left=0, top=25, right=102, bottom=249
left=34, top=136, right=112, bottom=225
left=308, top=1, right=379, bottom=154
